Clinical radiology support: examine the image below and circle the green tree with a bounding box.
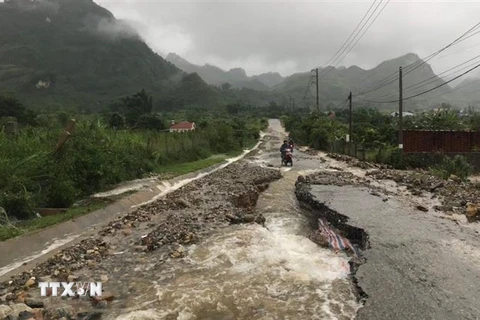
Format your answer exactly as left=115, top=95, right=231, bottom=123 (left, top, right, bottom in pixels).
left=0, top=95, right=36, bottom=125
left=119, top=89, right=153, bottom=127
left=408, top=110, right=465, bottom=130
left=226, top=103, right=242, bottom=115
left=108, top=112, right=125, bottom=129
left=136, top=113, right=165, bottom=130
left=57, top=111, right=70, bottom=127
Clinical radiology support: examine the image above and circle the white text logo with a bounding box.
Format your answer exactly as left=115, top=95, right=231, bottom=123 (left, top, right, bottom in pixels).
left=38, top=282, right=102, bottom=297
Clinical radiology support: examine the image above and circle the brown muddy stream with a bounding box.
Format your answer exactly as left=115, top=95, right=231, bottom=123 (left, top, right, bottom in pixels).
left=102, top=121, right=361, bottom=319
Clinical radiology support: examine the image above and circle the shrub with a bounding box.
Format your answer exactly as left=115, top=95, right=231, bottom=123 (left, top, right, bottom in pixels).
left=431, top=155, right=473, bottom=181
left=108, top=112, right=125, bottom=129
left=136, top=113, right=165, bottom=130
left=0, top=113, right=263, bottom=220
left=45, top=176, right=78, bottom=208
left=1, top=192, right=34, bottom=220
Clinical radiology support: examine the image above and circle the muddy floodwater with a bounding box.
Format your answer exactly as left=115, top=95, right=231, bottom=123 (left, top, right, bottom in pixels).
left=103, top=120, right=361, bottom=319
left=0, top=120, right=361, bottom=320
left=6, top=119, right=480, bottom=320
left=110, top=174, right=358, bottom=319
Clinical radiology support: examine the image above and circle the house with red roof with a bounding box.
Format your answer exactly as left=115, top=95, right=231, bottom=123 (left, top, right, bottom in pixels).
left=169, top=121, right=196, bottom=133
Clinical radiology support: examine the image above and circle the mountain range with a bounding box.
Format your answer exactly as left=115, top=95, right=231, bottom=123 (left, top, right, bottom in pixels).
left=0, top=0, right=234, bottom=111
left=165, top=53, right=285, bottom=91
left=452, top=71, right=480, bottom=104
left=1, top=0, right=479, bottom=113
left=167, top=52, right=479, bottom=111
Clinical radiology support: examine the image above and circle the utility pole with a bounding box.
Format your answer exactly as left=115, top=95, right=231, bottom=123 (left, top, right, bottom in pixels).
left=315, top=68, right=319, bottom=112
left=348, top=91, right=353, bottom=144
left=398, top=66, right=403, bottom=151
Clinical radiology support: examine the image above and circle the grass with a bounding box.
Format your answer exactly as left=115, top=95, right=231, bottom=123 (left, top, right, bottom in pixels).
left=0, top=199, right=108, bottom=241
left=0, top=144, right=259, bottom=242
left=155, top=139, right=259, bottom=176
left=155, top=155, right=229, bottom=176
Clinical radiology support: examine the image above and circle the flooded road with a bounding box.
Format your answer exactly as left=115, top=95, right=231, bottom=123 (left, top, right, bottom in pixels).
left=6, top=119, right=480, bottom=320
left=103, top=120, right=360, bottom=319
left=0, top=120, right=361, bottom=320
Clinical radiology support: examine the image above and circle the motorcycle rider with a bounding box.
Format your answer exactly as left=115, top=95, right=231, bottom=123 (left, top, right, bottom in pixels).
left=288, top=139, right=294, bottom=151
left=280, top=140, right=290, bottom=161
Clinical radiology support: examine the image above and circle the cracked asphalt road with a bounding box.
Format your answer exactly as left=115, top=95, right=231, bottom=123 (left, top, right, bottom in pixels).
left=308, top=185, right=480, bottom=320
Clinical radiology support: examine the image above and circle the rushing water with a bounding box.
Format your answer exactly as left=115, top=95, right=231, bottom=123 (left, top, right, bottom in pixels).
left=0, top=137, right=266, bottom=279
left=106, top=167, right=361, bottom=320
left=10, top=120, right=360, bottom=319
left=97, top=120, right=362, bottom=319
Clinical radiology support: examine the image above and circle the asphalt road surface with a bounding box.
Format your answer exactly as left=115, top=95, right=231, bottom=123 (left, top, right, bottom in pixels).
left=308, top=185, right=480, bottom=320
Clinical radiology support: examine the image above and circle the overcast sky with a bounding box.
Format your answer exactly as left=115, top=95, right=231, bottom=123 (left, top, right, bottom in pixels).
left=95, top=0, right=480, bottom=78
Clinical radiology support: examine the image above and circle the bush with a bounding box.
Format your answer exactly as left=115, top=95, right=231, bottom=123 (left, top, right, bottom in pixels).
left=431, top=155, right=473, bottom=181
left=0, top=113, right=264, bottom=220
left=108, top=112, right=125, bottom=129
left=45, top=177, right=78, bottom=208
left=1, top=192, right=34, bottom=220
left=136, top=113, right=165, bottom=130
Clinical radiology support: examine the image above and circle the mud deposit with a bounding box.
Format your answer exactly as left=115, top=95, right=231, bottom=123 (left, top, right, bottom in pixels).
left=325, top=152, right=480, bottom=221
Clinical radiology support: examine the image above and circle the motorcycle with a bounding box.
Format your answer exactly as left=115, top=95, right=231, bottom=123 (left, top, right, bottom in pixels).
left=281, top=148, right=293, bottom=166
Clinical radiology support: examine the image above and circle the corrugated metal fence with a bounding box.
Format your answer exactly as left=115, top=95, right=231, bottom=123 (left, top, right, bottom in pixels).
left=404, top=130, right=480, bottom=153
left=327, top=131, right=480, bottom=172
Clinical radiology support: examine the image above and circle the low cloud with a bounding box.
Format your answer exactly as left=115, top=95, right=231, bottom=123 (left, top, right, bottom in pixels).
left=0, top=0, right=60, bottom=14
left=96, top=0, right=480, bottom=77
left=93, top=17, right=140, bottom=40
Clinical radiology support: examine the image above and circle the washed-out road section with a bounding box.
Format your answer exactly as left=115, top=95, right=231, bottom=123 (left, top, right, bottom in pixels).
left=297, top=182, right=480, bottom=320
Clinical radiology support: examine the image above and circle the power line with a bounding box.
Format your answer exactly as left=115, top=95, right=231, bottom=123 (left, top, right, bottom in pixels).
left=338, top=97, right=350, bottom=110
left=436, top=42, right=480, bottom=61
left=365, top=53, right=480, bottom=101
left=300, top=0, right=388, bottom=108
left=416, top=77, right=480, bottom=102
left=402, top=22, right=480, bottom=77
left=321, top=0, right=379, bottom=68
left=357, top=20, right=480, bottom=96
left=318, top=0, right=389, bottom=82
left=448, top=78, right=480, bottom=95
left=328, top=0, right=390, bottom=72
left=405, top=54, right=480, bottom=91
left=361, top=61, right=480, bottom=103
left=320, top=1, right=384, bottom=71
left=300, top=72, right=315, bottom=103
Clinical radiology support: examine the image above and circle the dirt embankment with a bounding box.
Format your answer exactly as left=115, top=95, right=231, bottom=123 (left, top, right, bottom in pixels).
left=0, top=162, right=281, bottom=320
left=294, top=171, right=370, bottom=250
left=326, top=153, right=392, bottom=170
left=294, top=172, right=370, bottom=303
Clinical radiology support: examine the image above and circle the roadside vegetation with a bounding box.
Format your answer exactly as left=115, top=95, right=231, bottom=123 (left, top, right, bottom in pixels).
left=0, top=199, right=109, bottom=241
left=282, top=104, right=479, bottom=180
left=0, top=90, right=273, bottom=238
